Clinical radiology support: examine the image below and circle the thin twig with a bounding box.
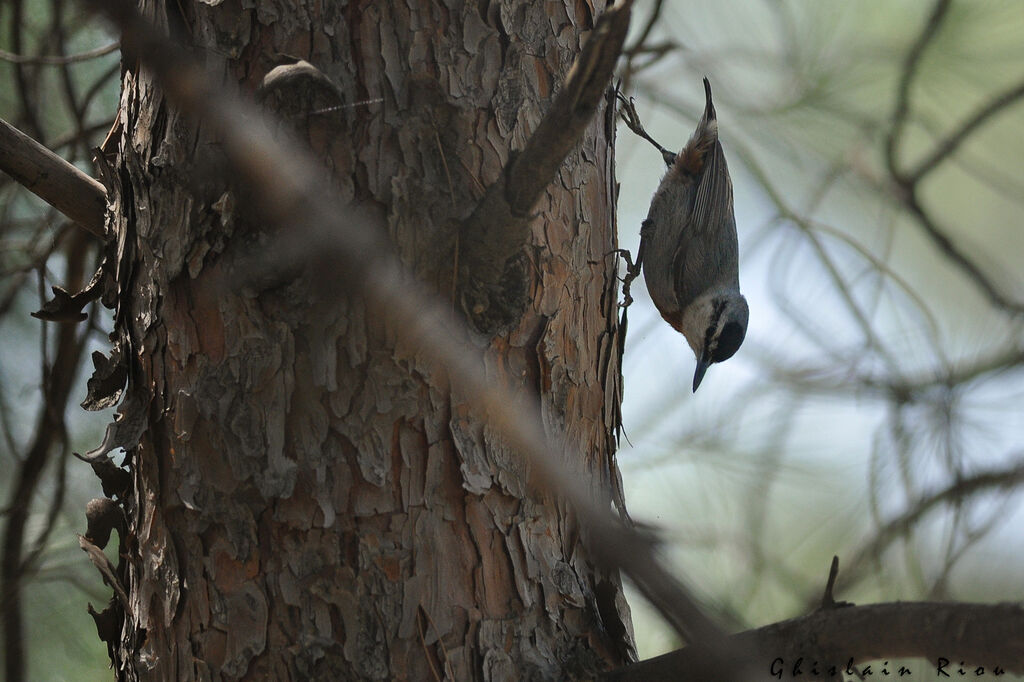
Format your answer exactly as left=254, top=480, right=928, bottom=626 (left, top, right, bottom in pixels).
left=0, top=41, right=118, bottom=65
left=818, top=556, right=851, bottom=610
left=416, top=609, right=443, bottom=682
left=418, top=605, right=453, bottom=680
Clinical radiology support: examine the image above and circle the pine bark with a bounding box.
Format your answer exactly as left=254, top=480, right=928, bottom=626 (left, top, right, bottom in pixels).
left=107, top=1, right=632, bottom=679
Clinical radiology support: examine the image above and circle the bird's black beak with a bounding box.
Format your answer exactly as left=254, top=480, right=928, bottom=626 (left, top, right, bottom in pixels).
left=692, top=358, right=710, bottom=393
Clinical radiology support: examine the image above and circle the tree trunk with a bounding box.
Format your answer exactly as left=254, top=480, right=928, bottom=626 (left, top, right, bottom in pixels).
left=105, top=1, right=632, bottom=679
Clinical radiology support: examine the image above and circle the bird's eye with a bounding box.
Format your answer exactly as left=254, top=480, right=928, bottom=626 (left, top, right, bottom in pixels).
left=710, top=322, right=745, bottom=363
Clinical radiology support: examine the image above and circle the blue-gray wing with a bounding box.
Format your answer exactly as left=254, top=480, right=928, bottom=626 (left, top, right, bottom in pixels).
left=671, top=141, right=737, bottom=305
left=692, top=141, right=733, bottom=238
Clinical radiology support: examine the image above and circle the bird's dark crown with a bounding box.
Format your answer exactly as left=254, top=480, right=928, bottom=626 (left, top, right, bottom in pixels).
left=710, top=321, right=745, bottom=363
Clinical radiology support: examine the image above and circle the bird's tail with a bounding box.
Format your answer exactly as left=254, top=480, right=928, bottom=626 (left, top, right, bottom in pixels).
left=674, top=77, right=718, bottom=176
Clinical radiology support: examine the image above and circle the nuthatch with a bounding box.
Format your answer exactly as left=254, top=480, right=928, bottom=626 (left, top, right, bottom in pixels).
left=619, top=78, right=747, bottom=392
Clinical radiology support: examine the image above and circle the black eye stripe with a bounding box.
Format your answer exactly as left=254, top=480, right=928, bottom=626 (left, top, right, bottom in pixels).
left=702, top=300, right=727, bottom=356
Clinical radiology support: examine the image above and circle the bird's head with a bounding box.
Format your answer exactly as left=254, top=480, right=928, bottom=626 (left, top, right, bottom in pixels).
left=679, top=291, right=748, bottom=392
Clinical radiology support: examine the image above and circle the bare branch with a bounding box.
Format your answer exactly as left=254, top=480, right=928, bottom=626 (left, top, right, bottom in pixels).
left=0, top=41, right=118, bottom=65
left=619, top=0, right=676, bottom=88
left=754, top=332, right=1024, bottom=410
left=1, top=229, right=93, bottom=682
left=9, top=0, right=43, bottom=140
left=0, top=117, right=107, bottom=238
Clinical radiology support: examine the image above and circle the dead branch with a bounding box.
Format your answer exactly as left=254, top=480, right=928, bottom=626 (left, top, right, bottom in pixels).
left=0, top=117, right=107, bottom=238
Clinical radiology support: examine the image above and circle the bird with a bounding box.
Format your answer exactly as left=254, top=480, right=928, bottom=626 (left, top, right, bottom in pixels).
left=620, top=78, right=748, bottom=392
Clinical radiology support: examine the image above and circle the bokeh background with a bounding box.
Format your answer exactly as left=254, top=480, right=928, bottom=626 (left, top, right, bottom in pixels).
left=1, top=1, right=1022, bottom=678
left=614, top=0, right=1024, bottom=668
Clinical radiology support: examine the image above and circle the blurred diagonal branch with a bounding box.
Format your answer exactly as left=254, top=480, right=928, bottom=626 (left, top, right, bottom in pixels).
left=0, top=42, right=118, bottom=65
left=898, top=191, right=1023, bottom=314
left=885, top=0, right=952, bottom=175
left=905, top=76, right=1024, bottom=184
